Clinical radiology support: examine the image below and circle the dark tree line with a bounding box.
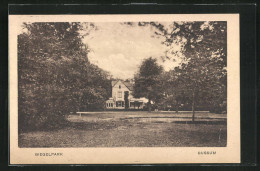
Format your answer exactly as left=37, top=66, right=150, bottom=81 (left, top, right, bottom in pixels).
left=18, top=22, right=111, bottom=132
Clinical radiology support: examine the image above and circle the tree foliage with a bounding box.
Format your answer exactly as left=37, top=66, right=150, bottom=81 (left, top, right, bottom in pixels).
left=133, top=57, right=164, bottom=112
left=137, top=21, right=227, bottom=118
left=18, top=22, right=111, bottom=132
left=167, top=22, right=227, bottom=117
left=158, top=70, right=187, bottom=112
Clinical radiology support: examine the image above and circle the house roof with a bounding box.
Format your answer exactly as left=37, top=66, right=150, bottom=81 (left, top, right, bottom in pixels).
left=111, top=80, right=134, bottom=91
left=111, top=80, right=118, bottom=87
left=123, top=81, right=134, bottom=91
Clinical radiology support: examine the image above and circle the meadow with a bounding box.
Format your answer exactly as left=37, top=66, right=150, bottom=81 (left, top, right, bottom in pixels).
left=19, top=111, right=227, bottom=147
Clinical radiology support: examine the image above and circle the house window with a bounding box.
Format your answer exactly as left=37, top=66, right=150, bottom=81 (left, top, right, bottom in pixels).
left=116, top=101, right=123, bottom=107
left=119, top=85, right=121, bottom=89
left=107, top=102, right=113, bottom=108
left=118, top=91, right=122, bottom=98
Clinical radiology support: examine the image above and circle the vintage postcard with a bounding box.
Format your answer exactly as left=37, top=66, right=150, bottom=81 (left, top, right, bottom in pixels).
left=9, top=14, right=240, bottom=164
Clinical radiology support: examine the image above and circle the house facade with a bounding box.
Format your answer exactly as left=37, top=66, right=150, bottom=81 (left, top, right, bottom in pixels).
left=106, top=80, right=147, bottom=109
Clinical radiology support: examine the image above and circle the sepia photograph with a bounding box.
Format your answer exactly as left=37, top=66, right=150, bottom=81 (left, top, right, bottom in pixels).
left=9, top=14, right=240, bottom=164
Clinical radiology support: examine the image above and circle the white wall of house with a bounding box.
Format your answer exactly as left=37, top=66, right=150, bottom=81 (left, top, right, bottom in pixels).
left=106, top=98, right=114, bottom=109
left=112, top=80, right=131, bottom=101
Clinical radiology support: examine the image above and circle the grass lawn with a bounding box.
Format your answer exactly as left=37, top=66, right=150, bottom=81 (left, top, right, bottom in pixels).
left=19, top=111, right=227, bottom=147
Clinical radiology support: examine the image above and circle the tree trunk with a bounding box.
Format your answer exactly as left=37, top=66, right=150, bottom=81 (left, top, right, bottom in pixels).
left=192, top=90, right=195, bottom=122
left=148, top=99, right=151, bottom=113
left=176, top=101, right=179, bottom=113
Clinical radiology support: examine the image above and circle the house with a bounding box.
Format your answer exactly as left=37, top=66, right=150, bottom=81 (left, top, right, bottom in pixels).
left=106, top=80, right=148, bottom=109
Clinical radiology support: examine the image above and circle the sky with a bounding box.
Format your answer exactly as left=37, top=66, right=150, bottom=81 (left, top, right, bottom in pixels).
left=83, top=22, right=181, bottom=79
left=18, top=22, right=182, bottom=80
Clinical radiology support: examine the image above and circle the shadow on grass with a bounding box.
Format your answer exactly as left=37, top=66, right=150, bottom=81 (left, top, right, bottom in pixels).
left=120, top=116, right=226, bottom=119
left=172, top=121, right=227, bottom=125
left=67, top=121, right=120, bottom=130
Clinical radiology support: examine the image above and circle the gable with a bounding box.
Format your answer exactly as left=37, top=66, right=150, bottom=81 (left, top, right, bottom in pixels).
left=111, top=80, right=133, bottom=91
left=112, top=80, right=134, bottom=91
left=113, top=80, right=127, bottom=90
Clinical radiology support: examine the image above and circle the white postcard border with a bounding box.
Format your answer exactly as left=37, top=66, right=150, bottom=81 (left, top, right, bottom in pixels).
left=9, top=14, right=240, bottom=164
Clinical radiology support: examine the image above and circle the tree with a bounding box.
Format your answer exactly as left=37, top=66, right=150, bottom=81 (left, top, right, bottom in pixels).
left=18, top=22, right=111, bottom=132
left=133, top=57, right=163, bottom=112
left=160, top=70, right=186, bottom=113
left=138, top=21, right=227, bottom=121
left=124, top=91, right=129, bottom=109
left=164, top=22, right=226, bottom=121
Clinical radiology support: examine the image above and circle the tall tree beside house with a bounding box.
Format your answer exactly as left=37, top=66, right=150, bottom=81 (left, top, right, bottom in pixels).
left=133, top=57, right=164, bottom=112
left=124, top=91, right=129, bottom=109
left=18, top=22, right=110, bottom=132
